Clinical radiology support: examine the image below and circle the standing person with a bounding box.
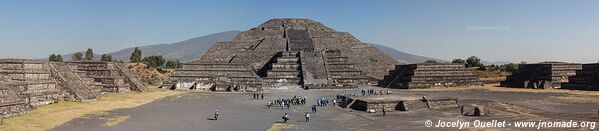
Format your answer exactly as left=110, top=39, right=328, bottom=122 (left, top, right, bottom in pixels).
left=460, top=106, right=465, bottom=115
left=282, top=113, right=289, bottom=123
left=361, top=89, right=366, bottom=96
left=312, top=105, right=317, bottom=113
left=305, top=113, right=310, bottom=122
left=261, top=94, right=264, bottom=100
left=333, top=99, right=337, bottom=106
left=382, top=107, right=386, bottom=116
left=214, top=110, right=219, bottom=120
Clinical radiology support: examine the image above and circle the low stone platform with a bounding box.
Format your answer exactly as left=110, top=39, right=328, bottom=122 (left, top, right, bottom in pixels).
left=341, top=95, right=458, bottom=112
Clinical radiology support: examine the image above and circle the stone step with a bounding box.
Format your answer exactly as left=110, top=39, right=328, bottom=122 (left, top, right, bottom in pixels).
left=276, top=57, right=299, bottom=63
left=267, top=71, right=300, bottom=77
left=182, top=63, right=248, bottom=69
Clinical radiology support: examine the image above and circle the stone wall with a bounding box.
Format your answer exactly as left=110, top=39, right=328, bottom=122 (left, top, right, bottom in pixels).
left=0, top=59, right=64, bottom=117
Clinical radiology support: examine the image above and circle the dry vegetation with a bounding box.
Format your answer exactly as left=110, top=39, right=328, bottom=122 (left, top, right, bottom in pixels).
left=127, top=63, right=174, bottom=86
left=267, top=123, right=294, bottom=131
left=0, top=86, right=185, bottom=131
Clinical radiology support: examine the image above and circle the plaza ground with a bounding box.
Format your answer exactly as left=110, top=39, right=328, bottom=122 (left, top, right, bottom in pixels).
left=50, top=85, right=599, bottom=131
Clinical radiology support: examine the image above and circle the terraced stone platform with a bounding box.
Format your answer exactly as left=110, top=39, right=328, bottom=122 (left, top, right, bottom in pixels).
left=0, top=59, right=147, bottom=118
left=500, top=62, right=582, bottom=89
left=379, top=63, right=482, bottom=89
left=561, top=63, right=599, bottom=91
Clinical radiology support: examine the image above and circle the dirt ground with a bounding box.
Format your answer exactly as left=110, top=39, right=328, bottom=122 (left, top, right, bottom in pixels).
left=52, top=85, right=599, bottom=131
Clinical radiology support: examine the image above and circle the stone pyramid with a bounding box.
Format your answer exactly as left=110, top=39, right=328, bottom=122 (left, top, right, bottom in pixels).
left=164, top=18, right=400, bottom=91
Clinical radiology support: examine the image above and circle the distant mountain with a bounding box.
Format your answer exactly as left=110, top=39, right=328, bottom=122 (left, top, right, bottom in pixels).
left=109, top=31, right=241, bottom=62
left=56, top=30, right=498, bottom=65
left=372, top=44, right=447, bottom=64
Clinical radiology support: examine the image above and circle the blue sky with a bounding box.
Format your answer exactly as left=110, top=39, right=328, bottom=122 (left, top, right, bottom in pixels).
left=0, top=0, right=598, bottom=63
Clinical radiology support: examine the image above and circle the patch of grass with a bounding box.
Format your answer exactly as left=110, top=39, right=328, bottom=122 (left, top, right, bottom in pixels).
left=102, top=115, right=130, bottom=127
left=266, top=123, right=294, bottom=131
left=0, top=86, right=185, bottom=131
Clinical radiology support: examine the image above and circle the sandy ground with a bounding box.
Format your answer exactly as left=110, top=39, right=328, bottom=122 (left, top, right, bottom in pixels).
left=52, top=86, right=599, bottom=131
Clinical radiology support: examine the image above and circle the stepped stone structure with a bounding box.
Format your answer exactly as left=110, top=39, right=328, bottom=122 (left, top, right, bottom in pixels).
left=0, top=59, right=146, bottom=117
left=500, top=62, right=582, bottom=89
left=379, top=63, right=482, bottom=89
left=561, top=63, right=599, bottom=91
left=340, top=95, right=458, bottom=112
left=164, top=18, right=400, bottom=90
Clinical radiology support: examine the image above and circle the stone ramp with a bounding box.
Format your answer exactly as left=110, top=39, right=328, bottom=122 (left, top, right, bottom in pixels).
left=49, top=62, right=97, bottom=101
left=115, top=63, right=148, bottom=92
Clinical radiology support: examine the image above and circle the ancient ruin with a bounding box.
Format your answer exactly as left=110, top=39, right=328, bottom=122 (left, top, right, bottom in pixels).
left=0, top=59, right=146, bottom=117
left=163, top=19, right=400, bottom=91
left=379, top=63, right=482, bottom=89
left=561, top=63, right=599, bottom=91
left=340, top=95, right=458, bottom=112
left=500, top=62, right=582, bottom=89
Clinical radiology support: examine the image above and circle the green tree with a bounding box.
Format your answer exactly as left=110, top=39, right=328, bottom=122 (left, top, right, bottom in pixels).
left=424, top=60, right=438, bottom=64
left=165, top=60, right=182, bottom=69
left=84, top=48, right=94, bottom=61
left=451, top=59, right=466, bottom=64
left=49, top=54, right=64, bottom=62
left=466, top=56, right=482, bottom=68
left=72, top=52, right=83, bottom=61
left=130, top=47, right=142, bottom=63
left=100, top=54, right=113, bottom=62
left=501, top=63, right=519, bottom=73
left=142, top=55, right=166, bottom=68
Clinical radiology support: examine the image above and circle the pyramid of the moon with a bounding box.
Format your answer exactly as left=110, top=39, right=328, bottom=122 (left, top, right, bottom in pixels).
left=500, top=62, right=582, bottom=89
left=164, top=18, right=400, bottom=91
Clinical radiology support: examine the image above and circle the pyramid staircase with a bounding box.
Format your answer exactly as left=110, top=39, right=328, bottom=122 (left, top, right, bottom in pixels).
left=263, top=51, right=302, bottom=85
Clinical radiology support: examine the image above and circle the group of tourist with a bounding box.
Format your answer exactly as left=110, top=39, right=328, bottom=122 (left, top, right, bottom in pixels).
left=361, top=89, right=391, bottom=96
left=252, top=93, right=264, bottom=100
left=266, top=96, right=307, bottom=109
left=316, top=97, right=335, bottom=107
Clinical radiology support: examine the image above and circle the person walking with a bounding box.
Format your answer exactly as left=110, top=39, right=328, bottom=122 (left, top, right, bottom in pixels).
left=282, top=113, right=289, bottom=123
left=305, top=113, right=310, bottom=122
left=382, top=107, right=386, bottom=116
left=460, top=106, right=465, bottom=115
left=312, top=105, right=317, bottom=113
left=214, top=110, right=219, bottom=120
left=261, top=94, right=264, bottom=100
